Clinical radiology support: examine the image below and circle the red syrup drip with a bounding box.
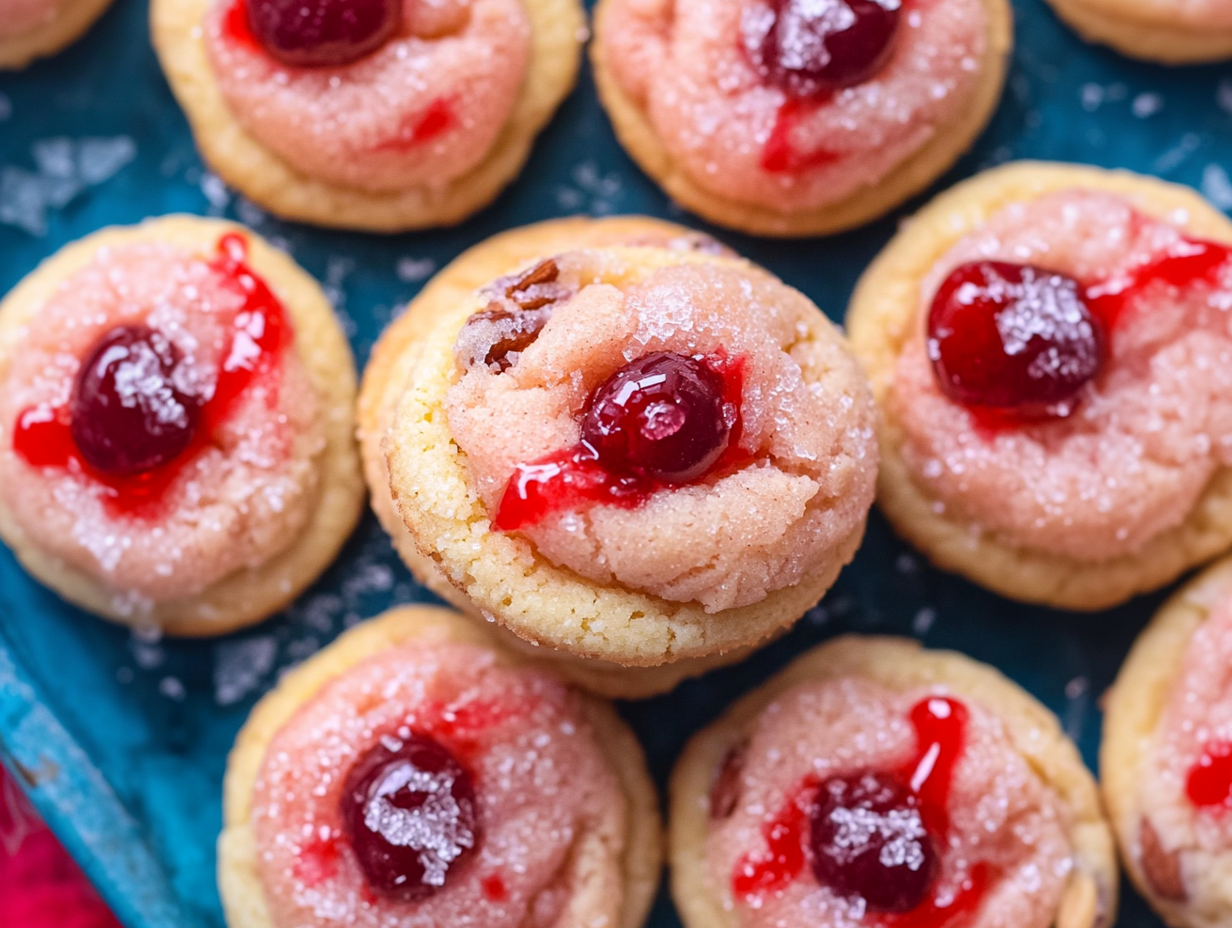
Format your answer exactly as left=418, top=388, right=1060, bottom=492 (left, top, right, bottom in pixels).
left=375, top=98, right=457, bottom=152
left=930, top=234, right=1232, bottom=434
left=1084, top=237, right=1232, bottom=330
left=493, top=350, right=747, bottom=532
left=482, top=874, right=509, bottom=902
left=223, top=0, right=261, bottom=52
left=11, top=233, right=290, bottom=519
left=731, top=695, right=984, bottom=928
left=761, top=98, right=841, bottom=174
left=1186, top=741, right=1232, bottom=809
left=295, top=836, right=341, bottom=887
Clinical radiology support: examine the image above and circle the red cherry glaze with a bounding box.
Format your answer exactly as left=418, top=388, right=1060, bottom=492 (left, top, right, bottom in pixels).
left=751, top=0, right=902, bottom=99
left=341, top=732, right=479, bottom=902
left=375, top=98, right=458, bottom=152
left=761, top=99, right=842, bottom=174
left=295, top=836, right=341, bottom=887
left=1085, top=238, right=1232, bottom=330
left=928, top=261, right=1105, bottom=416
left=11, top=234, right=290, bottom=518
left=482, top=874, right=509, bottom=902
left=732, top=695, right=979, bottom=925
left=241, top=0, right=401, bottom=67
left=493, top=350, right=746, bottom=532
left=1186, top=741, right=1232, bottom=809
left=69, top=325, right=202, bottom=477
left=732, top=778, right=813, bottom=897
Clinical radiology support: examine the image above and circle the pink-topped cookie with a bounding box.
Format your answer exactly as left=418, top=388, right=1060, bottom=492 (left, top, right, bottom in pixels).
left=847, top=162, right=1232, bottom=610
left=0, top=0, right=115, bottom=68
left=592, top=0, right=1012, bottom=236
left=367, top=218, right=878, bottom=682
left=0, top=217, right=363, bottom=634
left=671, top=636, right=1116, bottom=928
left=152, top=0, right=584, bottom=231
left=218, top=605, right=662, bottom=928
left=1102, top=555, right=1232, bottom=928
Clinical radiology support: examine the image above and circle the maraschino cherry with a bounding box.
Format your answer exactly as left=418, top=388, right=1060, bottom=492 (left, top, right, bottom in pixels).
left=810, top=771, right=938, bottom=912
left=244, top=0, right=402, bottom=67
left=69, top=324, right=201, bottom=476
left=751, top=0, right=902, bottom=98
left=927, top=261, right=1106, bottom=415
left=581, top=351, right=734, bottom=483
left=341, top=733, right=479, bottom=902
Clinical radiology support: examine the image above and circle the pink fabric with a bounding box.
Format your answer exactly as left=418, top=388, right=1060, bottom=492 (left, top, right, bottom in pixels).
left=0, top=766, right=122, bottom=928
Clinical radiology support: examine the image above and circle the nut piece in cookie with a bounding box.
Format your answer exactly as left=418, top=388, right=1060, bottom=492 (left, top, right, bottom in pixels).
left=1102, top=555, right=1232, bottom=928
left=151, top=0, right=585, bottom=231
left=591, top=0, right=1012, bottom=236
left=847, top=161, right=1232, bottom=610
left=378, top=225, right=879, bottom=673
left=217, top=605, right=662, bottom=928
left=671, top=636, right=1118, bottom=928
left=0, top=216, right=363, bottom=635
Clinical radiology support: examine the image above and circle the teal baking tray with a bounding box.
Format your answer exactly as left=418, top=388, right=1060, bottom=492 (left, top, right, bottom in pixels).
left=1, top=0, right=1230, bottom=924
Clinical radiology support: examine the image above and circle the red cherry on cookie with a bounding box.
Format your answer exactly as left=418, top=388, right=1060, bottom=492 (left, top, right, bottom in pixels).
left=244, top=0, right=401, bottom=67
left=750, top=0, right=902, bottom=98
left=581, top=351, right=735, bottom=484
left=810, top=770, right=939, bottom=912
left=69, top=324, right=201, bottom=477
left=341, top=733, right=478, bottom=902
left=927, top=261, right=1106, bottom=415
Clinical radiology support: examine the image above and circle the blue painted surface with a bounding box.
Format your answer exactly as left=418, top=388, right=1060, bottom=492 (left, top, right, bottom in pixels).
left=0, top=0, right=1229, bottom=924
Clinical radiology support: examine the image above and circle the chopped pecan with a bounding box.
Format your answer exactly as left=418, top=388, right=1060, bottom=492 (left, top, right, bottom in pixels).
left=709, top=741, right=748, bottom=820
left=1140, top=816, right=1187, bottom=902
left=456, top=259, right=573, bottom=372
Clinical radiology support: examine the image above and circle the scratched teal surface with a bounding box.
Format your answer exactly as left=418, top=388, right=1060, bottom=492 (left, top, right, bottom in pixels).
left=0, top=0, right=1230, bottom=924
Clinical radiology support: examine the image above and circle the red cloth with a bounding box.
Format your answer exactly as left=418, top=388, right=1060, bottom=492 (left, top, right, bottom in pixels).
left=0, top=766, right=122, bottom=928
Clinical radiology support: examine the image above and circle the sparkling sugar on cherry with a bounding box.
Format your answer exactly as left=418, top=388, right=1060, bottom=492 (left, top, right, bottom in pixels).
left=244, top=0, right=402, bottom=67
left=69, top=324, right=202, bottom=477
left=341, top=732, right=479, bottom=902
left=927, top=260, right=1106, bottom=417
left=749, top=0, right=903, bottom=98
left=810, top=771, right=939, bottom=913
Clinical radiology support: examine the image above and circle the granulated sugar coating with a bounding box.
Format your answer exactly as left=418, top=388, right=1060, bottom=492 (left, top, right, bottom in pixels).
left=0, top=0, right=60, bottom=38
left=205, top=0, right=530, bottom=193
left=600, top=0, right=987, bottom=212
left=1140, top=592, right=1232, bottom=878
left=893, top=190, right=1232, bottom=563
left=251, top=642, right=628, bottom=928
left=0, top=242, right=323, bottom=603
left=446, top=252, right=878, bottom=613
left=707, top=677, right=1073, bottom=928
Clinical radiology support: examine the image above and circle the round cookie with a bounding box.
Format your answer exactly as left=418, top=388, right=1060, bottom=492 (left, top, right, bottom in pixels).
left=360, top=214, right=773, bottom=698
left=1042, top=0, right=1232, bottom=64
left=1102, top=556, right=1232, bottom=928
left=671, top=635, right=1118, bottom=928
left=590, top=0, right=1012, bottom=238
left=846, top=161, right=1232, bottom=611
left=150, top=0, right=584, bottom=232
left=219, top=603, right=662, bottom=928
left=0, top=0, right=115, bottom=70
left=0, top=216, right=364, bottom=635
left=366, top=215, right=877, bottom=681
